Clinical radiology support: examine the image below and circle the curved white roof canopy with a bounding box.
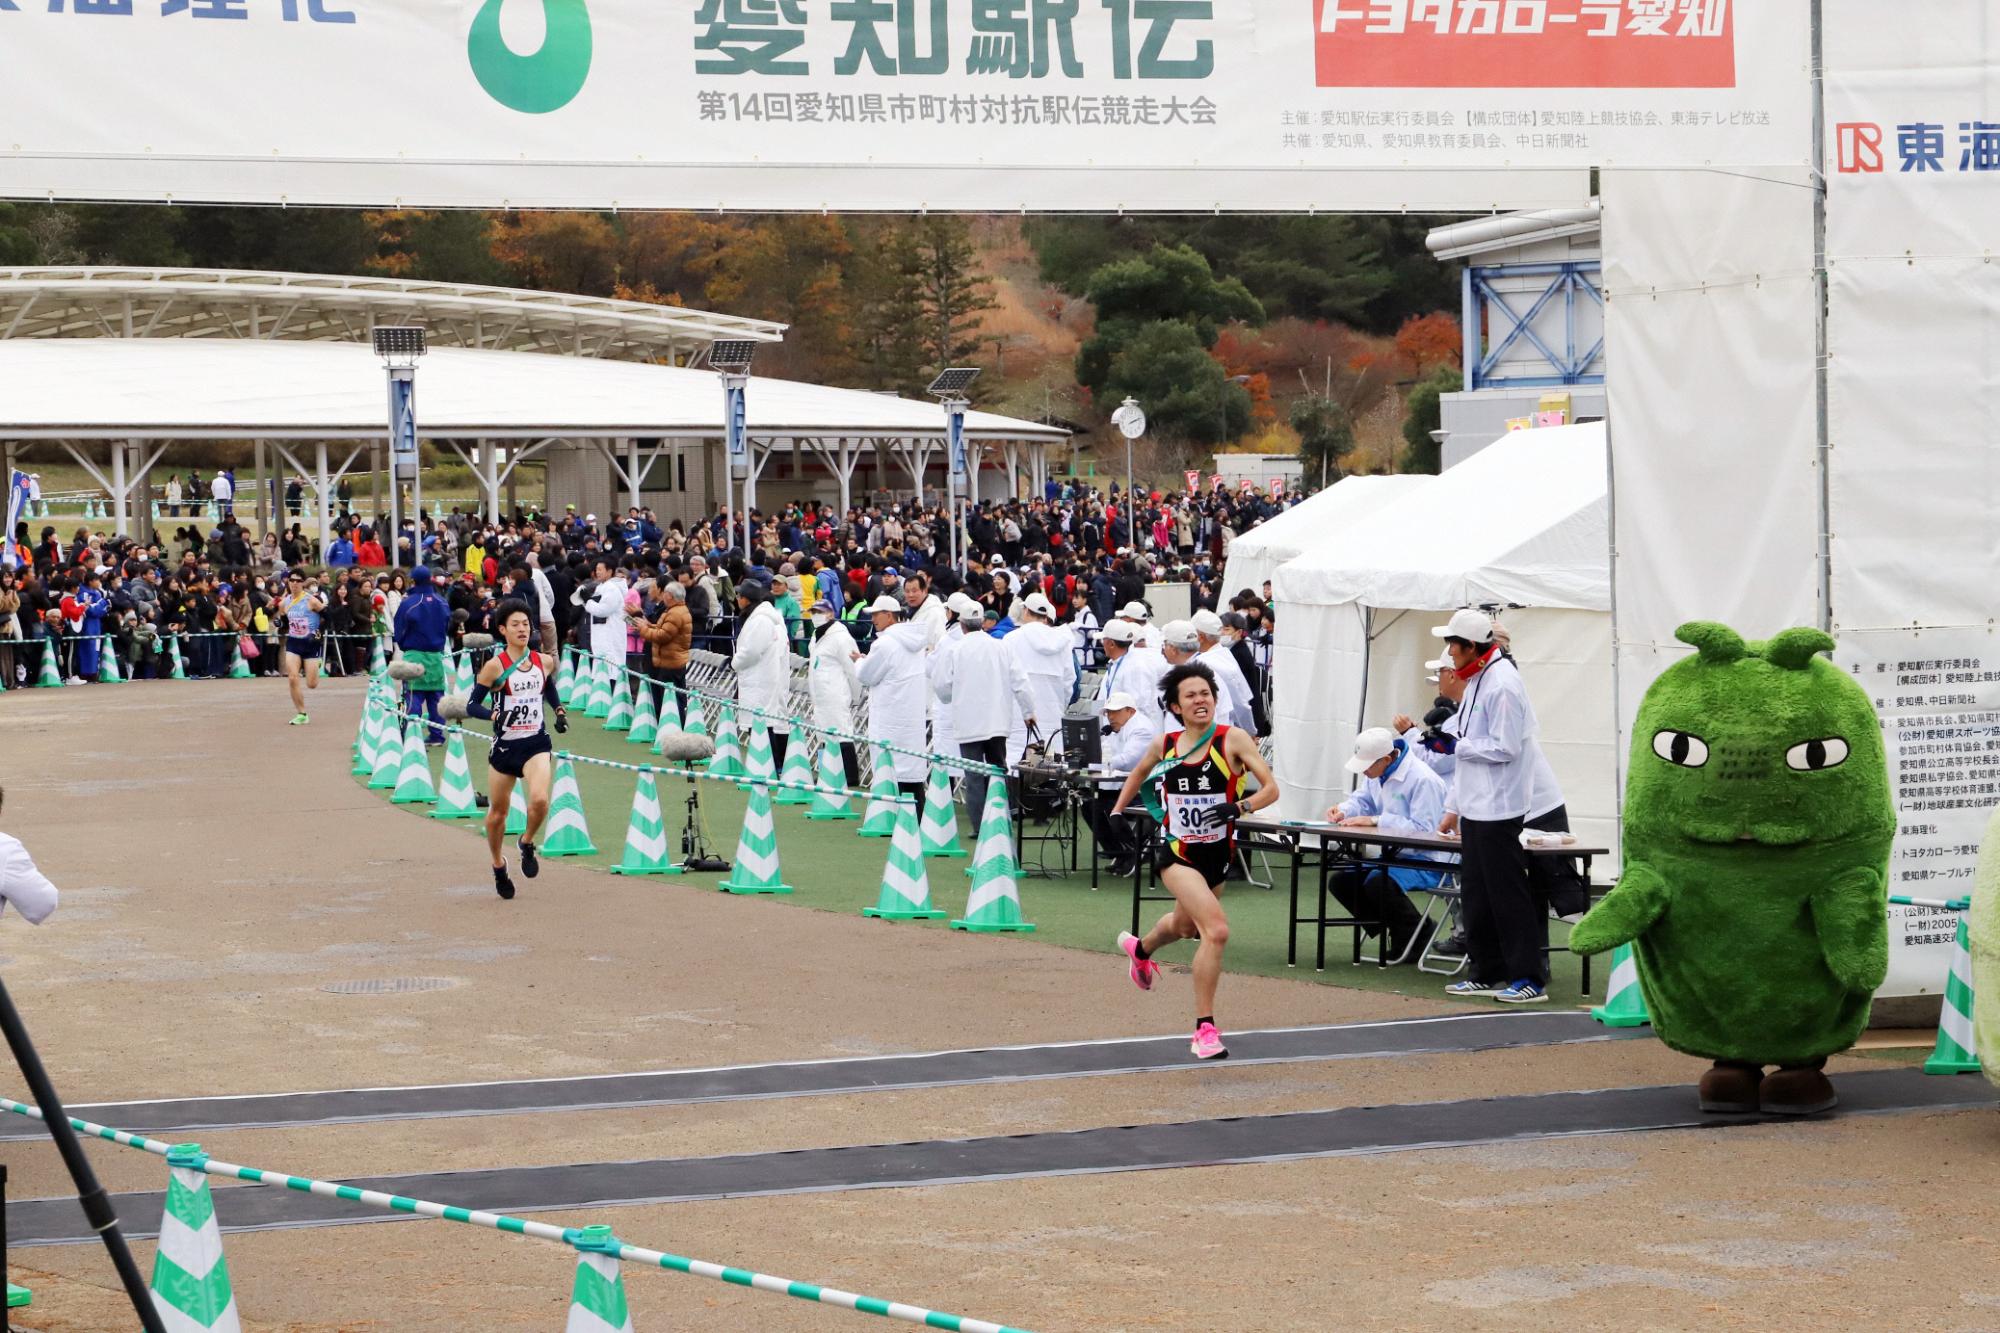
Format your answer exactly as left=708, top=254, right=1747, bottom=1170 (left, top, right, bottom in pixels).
left=0, top=339, right=1068, bottom=444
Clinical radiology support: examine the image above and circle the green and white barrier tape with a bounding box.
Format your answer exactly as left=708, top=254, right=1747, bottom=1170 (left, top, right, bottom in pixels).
left=0, top=1096, right=1031, bottom=1333
left=1890, top=894, right=1971, bottom=912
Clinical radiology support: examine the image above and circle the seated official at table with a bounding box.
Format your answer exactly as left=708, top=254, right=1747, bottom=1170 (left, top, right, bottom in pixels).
left=1086, top=690, right=1159, bottom=879
left=1324, top=726, right=1455, bottom=962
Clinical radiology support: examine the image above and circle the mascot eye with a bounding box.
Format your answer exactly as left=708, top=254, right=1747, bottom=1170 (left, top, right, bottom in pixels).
left=1786, top=737, right=1850, bottom=772
left=1651, top=730, right=1709, bottom=768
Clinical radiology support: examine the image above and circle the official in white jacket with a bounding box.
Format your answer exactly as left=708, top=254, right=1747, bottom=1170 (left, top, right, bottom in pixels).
left=933, top=600, right=1038, bottom=820
left=581, top=559, right=629, bottom=665
left=928, top=592, right=981, bottom=752
left=806, top=598, right=863, bottom=787
left=856, top=595, right=933, bottom=806
left=1085, top=691, right=1160, bottom=875
left=1160, top=619, right=1242, bottom=733
left=1192, top=609, right=1258, bottom=735
left=1118, top=601, right=1164, bottom=652
left=1325, top=728, right=1452, bottom=961
left=1098, top=620, right=1170, bottom=732
left=1006, top=593, right=1077, bottom=756
left=0, top=794, right=60, bottom=928
left=731, top=583, right=794, bottom=767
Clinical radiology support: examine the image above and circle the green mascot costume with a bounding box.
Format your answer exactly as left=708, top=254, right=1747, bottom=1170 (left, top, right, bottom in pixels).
left=1969, top=805, right=2000, bottom=1085
left=1569, top=622, right=1893, bottom=1116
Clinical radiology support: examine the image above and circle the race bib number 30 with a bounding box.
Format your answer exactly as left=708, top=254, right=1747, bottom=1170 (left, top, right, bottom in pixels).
left=1167, top=791, right=1226, bottom=844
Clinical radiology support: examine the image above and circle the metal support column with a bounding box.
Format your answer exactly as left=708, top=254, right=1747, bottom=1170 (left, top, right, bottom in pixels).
left=110, top=441, right=128, bottom=539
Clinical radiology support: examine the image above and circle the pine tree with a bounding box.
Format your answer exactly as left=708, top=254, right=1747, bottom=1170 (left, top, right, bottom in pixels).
left=912, top=217, right=998, bottom=384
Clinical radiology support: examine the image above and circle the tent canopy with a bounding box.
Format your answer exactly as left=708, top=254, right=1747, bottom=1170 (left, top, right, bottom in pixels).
left=1221, top=473, right=1434, bottom=603
left=0, top=338, right=1068, bottom=443
left=1273, top=423, right=1609, bottom=612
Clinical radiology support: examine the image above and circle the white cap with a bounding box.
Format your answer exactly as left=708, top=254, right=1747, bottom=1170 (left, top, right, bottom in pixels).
left=1023, top=592, right=1056, bottom=619
left=1424, top=655, right=1452, bottom=673
left=1119, top=601, right=1150, bottom=621
left=1160, top=619, right=1200, bottom=652
left=947, top=592, right=982, bottom=619
left=585, top=513, right=598, bottom=523
left=1432, top=608, right=1494, bottom=643
left=1190, top=609, right=1225, bottom=639
left=866, top=595, right=904, bottom=616
left=1104, top=691, right=1138, bottom=714
left=1100, top=620, right=1139, bottom=645
left=1345, top=727, right=1398, bottom=775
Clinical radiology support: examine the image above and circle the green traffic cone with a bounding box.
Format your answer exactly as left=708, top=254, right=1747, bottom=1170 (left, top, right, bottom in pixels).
left=8, top=1283, right=29, bottom=1308
left=626, top=679, right=658, bottom=746
left=34, top=641, right=62, bottom=688
left=1925, top=914, right=1980, bottom=1074
left=149, top=1144, right=240, bottom=1333
left=682, top=691, right=709, bottom=738
left=603, top=672, right=634, bottom=733
left=96, top=636, right=122, bottom=684
left=772, top=736, right=815, bottom=806
left=352, top=700, right=378, bottom=776
left=737, top=719, right=777, bottom=792
left=858, top=742, right=900, bottom=837
left=430, top=731, right=483, bottom=820
left=863, top=802, right=946, bottom=920
left=167, top=633, right=187, bottom=680
left=718, top=783, right=793, bottom=895
left=805, top=737, right=858, bottom=822
left=505, top=780, right=528, bottom=836
left=453, top=649, right=475, bottom=696
left=367, top=712, right=403, bottom=789
left=585, top=656, right=613, bottom=718
left=368, top=635, right=387, bottom=677
left=707, top=704, right=745, bottom=778
left=953, top=778, right=1035, bottom=933
left=391, top=719, right=438, bottom=804
left=917, top=763, right=967, bottom=859
left=1589, top=942, right=1652, bottom=1028
left=555, top=648, right=578, bottom=707
left=226, top=638, right=253, bottom=679
left=541, top=756, right=598, bottom=856
left=562, top=1225, right=634, bottom=1333
left=608, top=770, right=683, bottom=876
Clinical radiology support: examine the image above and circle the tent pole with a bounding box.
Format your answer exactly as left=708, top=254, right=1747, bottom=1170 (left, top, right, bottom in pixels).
left=315, top=440, right=331, bottom=563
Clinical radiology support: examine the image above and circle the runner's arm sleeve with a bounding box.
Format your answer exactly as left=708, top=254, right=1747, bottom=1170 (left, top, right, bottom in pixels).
left=464, top=682, right=495, bottom=722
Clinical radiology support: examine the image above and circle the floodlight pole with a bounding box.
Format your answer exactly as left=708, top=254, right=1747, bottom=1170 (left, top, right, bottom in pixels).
left=944, top=396, right=970, bottom=579
left=384, top=365, right=418, bottom=569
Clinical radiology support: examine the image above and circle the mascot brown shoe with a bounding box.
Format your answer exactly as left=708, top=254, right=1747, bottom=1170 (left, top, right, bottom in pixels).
left=1697, top=1061, right=1764, bottom=1114
left=1760, top=1060, right=1837, bottom=1116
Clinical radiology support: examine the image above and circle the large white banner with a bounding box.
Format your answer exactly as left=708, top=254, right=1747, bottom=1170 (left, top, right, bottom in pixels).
left=0, top=1, right=1807, bottom=211
left=1822, top=0, right=2000, bottom=997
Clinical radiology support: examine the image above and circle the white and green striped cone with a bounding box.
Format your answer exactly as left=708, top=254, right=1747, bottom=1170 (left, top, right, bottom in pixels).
left=562, top=1226, right=634, bottom=1333
left=737, top=720, right=777, bottom=792
left=1589, top=942, right=1651, bottom=1028
left=366, top=713, right=403, bottom=789
left=505, top=780, right=528, bottom=836
left=352, top=700, right=378, bottom=775
left=683, top=691, right=709, bottom=739
left=858, top=742, right=901, bottom=837
left=225, top=638, right=253, bottom=679
left=719, top=783, right=793, bottom=895
left=603, top=672, right=634, bottom=733
left=555, top=648, right=578, bottom=707
left=96, top=637, right=122, bottom=683
left=8, top=1283, right=29, bottom=1308
left=453, top=648, right=475, bottom=695
left=953, top=778, right=1035, bottom=933
left=430, top=731, right=483, bottom=820
left=368, top=634, right=387, bottom=677
left=625, top=679, right=658, bottom=746
left=542, top=756, right=598, bottom=857
left=391, top=719, right=438, bottom=804
left=33, top=641, right=61, bottom=688
left=772, top=735, right=815, bottom=806
left=863, top=802, right=946, bottom=921
left=706, top=704, right=745, bottom=778
left=585, top=656, right=614, bottom=718
left=1925, top=914, right=1979, bottom=1074
left=167, top=634, right=187, bottom=680
left=805, top=738, right=858, bottom=822
left=917, top=763, right=968, bottom=859
left=150, top=1144, right=240, bottom=1333
left=609, top=770, right=682, bottom=876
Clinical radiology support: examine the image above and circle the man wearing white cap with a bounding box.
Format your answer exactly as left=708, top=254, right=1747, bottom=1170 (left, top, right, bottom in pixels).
left=927, top=592, right=982, bottom=773
left=1428, top=607, right=1548, bottom=1004
left=1160, top=619, right=1242, bottom=735
left=1324, top=727, right=1452, bottom=961
left=1192, top=609, right=1258, bottom=736
left=1098, top=619, right=1168, bottom=732
left=856, top=594, right=932, bottom=807
left=932, top=596, right=1038, bottom=820
left=1084, top=691, right=1158, bottom=876
left=1117, top=601, right=1162, bottom=651
left=806, top=596, right=863, bottom=786
left=1006, top=591, right=1077, bottom=757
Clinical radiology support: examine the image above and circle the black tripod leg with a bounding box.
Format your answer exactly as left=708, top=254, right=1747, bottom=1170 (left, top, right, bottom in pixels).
left=0, top=977, right=166, bottom=1333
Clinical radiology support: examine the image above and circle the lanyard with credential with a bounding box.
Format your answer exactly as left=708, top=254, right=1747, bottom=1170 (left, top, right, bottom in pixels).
left=1140, top=723, right=1218, bottom=825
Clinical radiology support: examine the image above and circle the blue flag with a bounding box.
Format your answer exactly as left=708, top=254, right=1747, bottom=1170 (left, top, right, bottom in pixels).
left=1, top=471, right=28, bottom=569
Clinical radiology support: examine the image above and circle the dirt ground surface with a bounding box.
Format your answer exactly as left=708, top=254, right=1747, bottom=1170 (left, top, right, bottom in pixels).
left=1, top=677, right=1996, bottom=1332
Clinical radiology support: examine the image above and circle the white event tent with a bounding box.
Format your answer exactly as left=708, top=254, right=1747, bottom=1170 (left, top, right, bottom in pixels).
left=1220, top=474, right=1435, bottom=601
left=1268, top=422, right=1616, bottom=852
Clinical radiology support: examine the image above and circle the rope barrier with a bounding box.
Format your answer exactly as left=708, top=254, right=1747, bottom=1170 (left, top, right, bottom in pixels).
left=1890, top=894, right=1971, bottom=912
left=0, top=1097, right=1031, bottom=1333
left=380, top=704, right=906, bottom=808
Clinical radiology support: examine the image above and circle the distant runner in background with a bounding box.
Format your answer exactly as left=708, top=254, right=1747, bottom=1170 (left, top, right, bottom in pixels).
left=277, top=569, right=327, bottom=726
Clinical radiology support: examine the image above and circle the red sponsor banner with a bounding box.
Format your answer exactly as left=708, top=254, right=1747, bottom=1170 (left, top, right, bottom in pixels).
left=1269, top=477, right=1287, bottom=499
left=1313, top=0, right=1737, bottom=89
left=1184, top=469, right=1201, bottom=494
left=1210, top=474, right=1225, bottom=492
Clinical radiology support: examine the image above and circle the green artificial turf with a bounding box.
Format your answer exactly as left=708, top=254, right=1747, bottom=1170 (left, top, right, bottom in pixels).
left=363, top=705, right=1606, bottom=1012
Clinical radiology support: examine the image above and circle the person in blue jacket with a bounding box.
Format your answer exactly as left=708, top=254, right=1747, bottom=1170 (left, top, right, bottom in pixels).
left=74, top=570, right=110, bottom=679
left=393, top=565, right=453, bottom=743
left=326, top=532, right=357, bottom=567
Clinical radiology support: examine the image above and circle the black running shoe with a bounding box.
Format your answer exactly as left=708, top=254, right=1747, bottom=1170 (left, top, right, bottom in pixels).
left=518, top=839, right=540, bottom=879
left=493, top=863, right=517, bottom=901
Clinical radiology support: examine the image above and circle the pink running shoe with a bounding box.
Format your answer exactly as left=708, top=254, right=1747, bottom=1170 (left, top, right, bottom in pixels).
left=1190, top=1022, right=1228, bottom=1061
left=1117, top=931, right=1160, bottom=991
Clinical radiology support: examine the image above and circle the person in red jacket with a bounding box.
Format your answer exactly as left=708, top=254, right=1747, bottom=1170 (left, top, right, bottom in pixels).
left=354, top=526, right=387, bottom=568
